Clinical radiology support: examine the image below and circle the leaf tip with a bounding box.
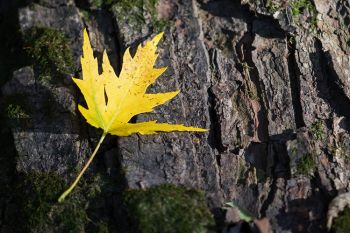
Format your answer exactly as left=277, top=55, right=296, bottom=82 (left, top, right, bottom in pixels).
left=152, top=32, right=165, bottom=46
left=83, top=27, right=89, bottom=44
left=158, top=31, right=165, bottom=38
left=191, top=127, right=208, bottom=132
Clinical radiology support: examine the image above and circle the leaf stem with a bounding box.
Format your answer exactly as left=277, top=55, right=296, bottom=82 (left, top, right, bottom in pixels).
left=58, top=132, right=107, bottom=203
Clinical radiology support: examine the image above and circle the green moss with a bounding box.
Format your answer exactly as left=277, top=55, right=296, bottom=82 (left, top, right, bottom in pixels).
left=237, top=158, right=247, bottom=184
left=4, top=95, right=30, bottom=124
left=247, top=90, right=259, bottom=101
left=20, top=172, right=67, bottom=229
left=290, top=0, right=317, bottom=17
left=88, top=0, right=124, bottom=9
left=96, top=220, right=110, bottom=233
left=240, top=62, right=252, bottom=73
left=333, top=207, right=350, bottom=233
left=123, top=184, right=215, bottom=233
left=6, top=104, right=29, bottom=119
left=266, top=0, right=282, bottom=13
left=113, top=0, right=145, bottom=31
left=81, top=9, right=91, bottom=21
left=310, top=120, right=325, bottom=141
left=327, top=135, right=350, bottom=163
left=8, top=172, right=88, bottom=233
left=290, top=0, right=318, bottom=31
left=111, top=0, right=169, bottom=33
left=2, top=171, right=118, bottom=233
left=328, top=145, right=337, bottom=157
left=24, top=27, right=75, bottom=82
left=296, top=154, right=316, bottom=176
left=145, top=0, right=169, bottom=32
left=288, top=35, right=296, bottom=45
left=91, top=0, right=104, bottom=8
left=52, top=203, right=88, bottom=233
left=290, top=146, right=298, bottom=157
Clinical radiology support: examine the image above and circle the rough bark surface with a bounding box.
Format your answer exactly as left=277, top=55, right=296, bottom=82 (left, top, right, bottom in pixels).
left=1, top=0, right=350, bottom=232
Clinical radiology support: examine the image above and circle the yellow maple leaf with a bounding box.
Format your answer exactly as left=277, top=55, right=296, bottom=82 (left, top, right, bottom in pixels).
left=58, top=29, right=206, bottom=202
left=73, top=29, right=206, bottom=136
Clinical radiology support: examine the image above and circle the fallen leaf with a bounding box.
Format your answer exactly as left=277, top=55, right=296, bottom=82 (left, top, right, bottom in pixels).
left=73, top=29, right=206, bottom=136
left=58, top=29, right=206, bottom=202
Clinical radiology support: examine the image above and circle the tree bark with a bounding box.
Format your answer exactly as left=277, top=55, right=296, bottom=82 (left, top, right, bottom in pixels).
left=1, top=0, right=350, bottom=232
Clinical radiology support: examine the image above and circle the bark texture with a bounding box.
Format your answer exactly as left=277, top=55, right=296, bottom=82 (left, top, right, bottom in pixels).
left=1, top=0, right=350, bottom=232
